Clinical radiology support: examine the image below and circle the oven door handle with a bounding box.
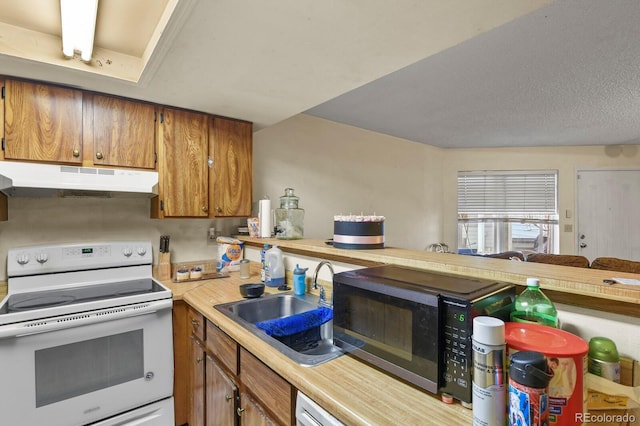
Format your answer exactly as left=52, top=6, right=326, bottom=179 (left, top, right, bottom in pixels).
left=0, top=299, right=173, bottom=340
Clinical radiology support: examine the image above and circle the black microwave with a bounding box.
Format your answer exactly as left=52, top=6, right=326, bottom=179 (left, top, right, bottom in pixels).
left=332, top=265, right=514, bottom=404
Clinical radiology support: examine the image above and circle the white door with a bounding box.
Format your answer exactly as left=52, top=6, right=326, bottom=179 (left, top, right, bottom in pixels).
left=576, top=169, right=640, bottom=261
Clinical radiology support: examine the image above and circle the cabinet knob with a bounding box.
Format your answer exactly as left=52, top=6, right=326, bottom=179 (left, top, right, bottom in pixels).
left=72, top=149, right=80, bottom=157
left=202, top=206, right=209, bottom=213
left=191, top=319, right=200, bottom=328
left=216, top=206, right=223, bottom=214
left=225, top=394, right=232, bottom=402
left=96, top=152, right=104, bottom=160
left=237, top=407, right=245, bottom=417
left=196, top=356, right=203, bottom=364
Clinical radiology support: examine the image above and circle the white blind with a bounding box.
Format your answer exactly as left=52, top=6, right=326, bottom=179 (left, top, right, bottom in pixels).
left=457, top=171, right=557, bottom=215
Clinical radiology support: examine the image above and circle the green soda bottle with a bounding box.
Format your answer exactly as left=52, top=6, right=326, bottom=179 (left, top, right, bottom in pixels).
left=510, top=277, right=558, bottom=327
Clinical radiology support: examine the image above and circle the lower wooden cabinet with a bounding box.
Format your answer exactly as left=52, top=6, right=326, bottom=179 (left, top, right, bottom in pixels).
left=190, top=336, right=206, bottom=426
left=206, top=355, right=238, bottom=425
left=239, top=348, right=293, bottom=425
left=205, top=320, right=238, bottom=376
left=175, top=306, right=292, bottom=425
left=238, top=392, right=276, bottom=426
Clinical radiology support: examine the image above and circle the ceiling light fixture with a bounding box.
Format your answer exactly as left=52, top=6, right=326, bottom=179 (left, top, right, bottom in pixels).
left=60, top=0, right=99, bottom=62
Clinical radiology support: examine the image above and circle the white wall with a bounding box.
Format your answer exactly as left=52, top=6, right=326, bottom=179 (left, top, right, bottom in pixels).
left=253, top=114, right=445, bottom=250
left=442, top=145, right=640, bottom=254
left=255, top=114, right=640, bottom=255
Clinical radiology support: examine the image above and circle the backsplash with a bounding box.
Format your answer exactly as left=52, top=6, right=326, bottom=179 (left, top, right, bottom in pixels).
left=0, top=197, right=244, bottom=280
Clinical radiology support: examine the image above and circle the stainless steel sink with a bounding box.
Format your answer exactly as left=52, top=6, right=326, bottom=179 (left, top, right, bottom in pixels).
left=215, top=293, right=342, bottom=366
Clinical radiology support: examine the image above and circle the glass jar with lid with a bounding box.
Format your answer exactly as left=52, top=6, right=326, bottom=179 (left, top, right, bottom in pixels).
left=275, top=188, right=304, bottom=239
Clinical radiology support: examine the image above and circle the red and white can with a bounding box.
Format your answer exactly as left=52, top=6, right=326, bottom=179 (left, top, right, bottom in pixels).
left=506, top=323, right=589, bottom=426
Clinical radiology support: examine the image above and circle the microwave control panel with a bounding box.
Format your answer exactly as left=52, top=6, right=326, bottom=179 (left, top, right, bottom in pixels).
left=440, top=298, right=473, bottom=403
left=439, top=284, right=515, bottom=404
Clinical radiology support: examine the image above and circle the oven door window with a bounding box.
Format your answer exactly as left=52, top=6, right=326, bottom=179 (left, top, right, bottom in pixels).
left=35, top=330, right=143, bottom=407
left=333, top=284, right=439, bottom=379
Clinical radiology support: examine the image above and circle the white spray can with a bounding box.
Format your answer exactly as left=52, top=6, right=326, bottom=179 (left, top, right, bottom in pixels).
left=472, top=316, right=506, bottom=426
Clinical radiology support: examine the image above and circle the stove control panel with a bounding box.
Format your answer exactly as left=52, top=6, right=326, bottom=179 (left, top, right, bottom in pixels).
left=8, top=241, right=153, bottom=277
left=63, top=245, right=111, bottom=258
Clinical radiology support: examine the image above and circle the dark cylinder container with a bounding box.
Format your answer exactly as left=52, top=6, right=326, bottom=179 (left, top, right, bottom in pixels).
left=333, top=219, right=385, bottom=249
left=508, top=351, right=552, bottom=426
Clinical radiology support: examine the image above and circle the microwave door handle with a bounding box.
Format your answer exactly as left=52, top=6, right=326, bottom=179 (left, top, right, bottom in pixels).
left=0, top=299, right=172, bottom=340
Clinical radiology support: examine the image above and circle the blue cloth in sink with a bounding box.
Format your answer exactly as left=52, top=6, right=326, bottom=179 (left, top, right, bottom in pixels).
left=255, top=306, right=333, bottom=337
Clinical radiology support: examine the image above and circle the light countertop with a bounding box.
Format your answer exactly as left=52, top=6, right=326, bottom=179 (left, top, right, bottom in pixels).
left=159, top=235, right=640, bottom=424
left=161, top=263, right=474, bottom=425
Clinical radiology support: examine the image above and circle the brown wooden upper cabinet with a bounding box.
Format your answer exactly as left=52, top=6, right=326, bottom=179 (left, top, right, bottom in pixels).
left=87, top=94, right=156, bottom=169
left=153, top=113, right=253, bottom=219
left=211, top=118, right=253, bottom=217
left=2, top=79, right=157, bottom=170
left=3, top=79, right=83, bottom=164
left=153, top=107, right=210, bottom=218
left=0, top=77, right=253, bottom=221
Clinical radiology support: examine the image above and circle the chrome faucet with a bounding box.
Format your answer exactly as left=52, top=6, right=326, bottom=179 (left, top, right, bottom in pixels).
left=312, top=261, right=334, bottom=307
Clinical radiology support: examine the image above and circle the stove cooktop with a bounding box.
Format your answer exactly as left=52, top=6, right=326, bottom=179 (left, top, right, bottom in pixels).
left=0, top=278, right=166, bottom=315
left=1, top=241, right=172, bottom=325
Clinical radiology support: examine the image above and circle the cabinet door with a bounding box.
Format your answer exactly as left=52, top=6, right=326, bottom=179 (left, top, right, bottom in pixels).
left=206, top=355, right=238, bottom=426
left=239, top=348, right=292, bottom=425
left=3, top=79, right=83, bottom=163
left=189, top=336, right=206, bottom=426
left=90, top=94, right=156, bottom=169
left=187, top=305, right=205, bottom=342
left=158, top=108, right=209, bottom=217
left=211, top=118, right=252, bottom=217
left=238, top=392, right=276, bottom=426
left=206, top=320, right=238, bottom=376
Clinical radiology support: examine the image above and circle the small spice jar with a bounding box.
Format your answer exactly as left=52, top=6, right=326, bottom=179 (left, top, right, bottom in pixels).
left=176, top=266, right=190, bottom=282
left=190, top=266, right=203, bottom=279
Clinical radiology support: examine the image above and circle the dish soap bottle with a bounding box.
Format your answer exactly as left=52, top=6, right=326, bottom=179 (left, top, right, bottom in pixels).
left=275, top=188, right=304, bottom=239
left=510, top=277, right=558, bottom=327
left=264, top=245, right=285, bottom=288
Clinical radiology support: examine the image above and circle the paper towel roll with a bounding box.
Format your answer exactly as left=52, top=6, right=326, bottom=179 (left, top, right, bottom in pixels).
left=259, top=199, right=272, bottom=237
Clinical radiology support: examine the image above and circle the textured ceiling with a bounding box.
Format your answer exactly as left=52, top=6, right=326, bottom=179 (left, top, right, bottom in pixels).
left=0, top=0, right=551, bottom=147
left=8, top=1, right=636, bottom=150
left=306, top=0, right=640, bottom=148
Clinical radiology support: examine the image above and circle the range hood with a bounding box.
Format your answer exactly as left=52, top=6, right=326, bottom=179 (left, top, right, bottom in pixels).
left=0, top=161, right=159, bottom=198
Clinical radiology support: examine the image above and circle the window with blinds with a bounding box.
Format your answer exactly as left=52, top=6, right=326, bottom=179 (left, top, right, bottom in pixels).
left=456, top=170, right=559, bottom=255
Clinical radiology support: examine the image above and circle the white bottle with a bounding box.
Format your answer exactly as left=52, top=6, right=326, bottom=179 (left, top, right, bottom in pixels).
left=472, top=316, right=506, bottom=426
left=264, top=245, right=285, bottom=288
